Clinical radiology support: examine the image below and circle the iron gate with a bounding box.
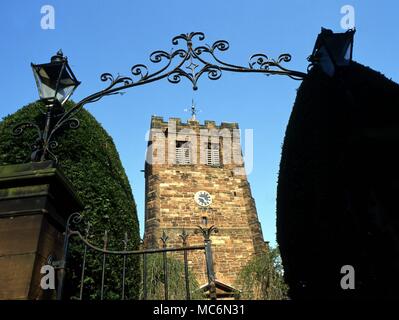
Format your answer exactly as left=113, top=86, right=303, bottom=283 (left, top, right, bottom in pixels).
left=53, top=212, right=218, bottom=300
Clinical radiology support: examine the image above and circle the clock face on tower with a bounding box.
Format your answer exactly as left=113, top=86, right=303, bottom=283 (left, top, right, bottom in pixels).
left=194, top=190, right=212, bottom=207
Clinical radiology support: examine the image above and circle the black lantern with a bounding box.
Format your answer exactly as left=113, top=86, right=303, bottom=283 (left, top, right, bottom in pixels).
left=31, top=50, right=80, bottom=106
left=308, top=28, right=355, bottom=76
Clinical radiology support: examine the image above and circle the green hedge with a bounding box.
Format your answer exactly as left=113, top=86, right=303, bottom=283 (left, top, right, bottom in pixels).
left=0, top=101, right=140, bottom=299
left=277, top=62, right=399, bottom=299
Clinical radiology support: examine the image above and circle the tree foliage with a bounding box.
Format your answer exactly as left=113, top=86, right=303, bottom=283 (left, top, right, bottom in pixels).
left=140, top=253, right=203, bottom=300
left=235, top=247, right=288, bottom=300
left=0, top=100, right=141, bottom=299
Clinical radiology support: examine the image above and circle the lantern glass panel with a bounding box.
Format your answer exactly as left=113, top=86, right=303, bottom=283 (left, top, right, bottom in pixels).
left=323, top=34, right=353, bottom=66
left=32, top=60, right=79, bottom=105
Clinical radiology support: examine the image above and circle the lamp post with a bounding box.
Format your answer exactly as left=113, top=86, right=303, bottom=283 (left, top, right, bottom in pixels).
left=31, top=50, right=80, bottom=161
left=14, top=50, right=80, bottom=161
left=308, top=28, right=355, bottom=76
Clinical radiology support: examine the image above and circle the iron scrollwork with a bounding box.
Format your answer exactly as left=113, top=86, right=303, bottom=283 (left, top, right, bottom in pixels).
left=13, top=31, right=307, bottom=162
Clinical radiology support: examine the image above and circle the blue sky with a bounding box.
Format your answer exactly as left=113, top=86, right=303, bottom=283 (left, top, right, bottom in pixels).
left=1, top=1, right=398, bottom=246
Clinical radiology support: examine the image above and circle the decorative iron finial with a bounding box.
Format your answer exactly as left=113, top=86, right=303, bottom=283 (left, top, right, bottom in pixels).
left=195, top=225, right=219, bottom=241
left=160, top=230, right=169, bottom=247
left=51, top=49, right=65, bottom=62
left=179, top=228, right=189, bottom=244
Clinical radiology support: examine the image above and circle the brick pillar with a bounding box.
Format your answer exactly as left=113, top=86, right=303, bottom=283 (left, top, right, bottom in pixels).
left=0, top=161, right=83, bottom=300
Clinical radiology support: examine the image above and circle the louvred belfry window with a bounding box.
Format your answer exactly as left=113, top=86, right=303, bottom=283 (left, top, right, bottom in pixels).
left=206, top=142, right=220, bottom=166
left=176, top=141, right=192, bottom=164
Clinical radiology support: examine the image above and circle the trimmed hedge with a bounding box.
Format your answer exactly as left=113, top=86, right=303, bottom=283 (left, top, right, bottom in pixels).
left=0, top=101, right=140, bottom=299
left=277, top=62, right=399, bottom=299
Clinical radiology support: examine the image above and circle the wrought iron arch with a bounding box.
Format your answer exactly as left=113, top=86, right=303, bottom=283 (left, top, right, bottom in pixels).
left=13, top=31, right=308, bottom=162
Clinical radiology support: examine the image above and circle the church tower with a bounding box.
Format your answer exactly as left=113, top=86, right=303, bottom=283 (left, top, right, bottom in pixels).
left=143, top=109, right=267, bottom=292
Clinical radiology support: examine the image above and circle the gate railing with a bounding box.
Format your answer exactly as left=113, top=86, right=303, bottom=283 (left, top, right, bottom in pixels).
left=53, top=212, right=218, bottom=300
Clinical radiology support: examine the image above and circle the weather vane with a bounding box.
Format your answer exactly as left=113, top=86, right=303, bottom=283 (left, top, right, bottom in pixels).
left=184, top=99, right=201, bottom=121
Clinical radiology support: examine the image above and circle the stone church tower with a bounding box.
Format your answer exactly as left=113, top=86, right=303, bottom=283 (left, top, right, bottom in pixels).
left=143, top=112, right=267, bottom=293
